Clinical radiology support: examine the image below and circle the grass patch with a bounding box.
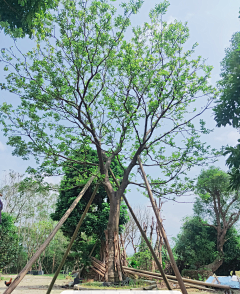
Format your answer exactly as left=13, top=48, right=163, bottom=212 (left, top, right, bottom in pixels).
left=81, top=280, right=151, bottom=289
left=43, top=274, right=70, bottom=280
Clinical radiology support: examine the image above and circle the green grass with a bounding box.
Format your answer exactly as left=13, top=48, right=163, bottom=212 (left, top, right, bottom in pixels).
left=43, top=274, right=70, bottom=280
left=79, top=280, right=151, bottom=289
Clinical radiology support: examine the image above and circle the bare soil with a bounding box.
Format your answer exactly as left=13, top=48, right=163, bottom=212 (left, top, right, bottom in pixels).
left=1, top=275, right=240, bottom=294
left=0, top=274, right=71, bottom=294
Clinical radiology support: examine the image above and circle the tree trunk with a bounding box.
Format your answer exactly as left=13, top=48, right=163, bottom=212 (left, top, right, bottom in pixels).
left=205, top=258, right=223, bottom=273
left=106, top=194, right=121, bottom=282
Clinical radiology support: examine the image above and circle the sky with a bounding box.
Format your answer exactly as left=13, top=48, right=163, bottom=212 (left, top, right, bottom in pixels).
left=0, top=0, right=240, bottom=253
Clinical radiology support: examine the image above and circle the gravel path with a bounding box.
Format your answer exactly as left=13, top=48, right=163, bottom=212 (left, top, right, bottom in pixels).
left=0, top=275, right=71, bottom=294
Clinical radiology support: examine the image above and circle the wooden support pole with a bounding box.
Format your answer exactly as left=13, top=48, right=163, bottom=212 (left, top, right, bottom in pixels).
left=137, top=156, right=188, bottom=294
left=122, top=266, right=230, bottom=290
left=104, top=230, right=109, bottom=282
left=109, top=168, right=171, bottom=290
left=123, top=268, right=215, bottom=291
left=3, top=174, right=97, bottom=294
left=46, top=184, right=99, bottom=294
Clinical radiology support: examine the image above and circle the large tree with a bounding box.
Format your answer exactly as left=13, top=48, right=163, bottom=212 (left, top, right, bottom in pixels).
left=0, top=0, right=216, bottom=281
left=193, top=167, right=240, bottom=272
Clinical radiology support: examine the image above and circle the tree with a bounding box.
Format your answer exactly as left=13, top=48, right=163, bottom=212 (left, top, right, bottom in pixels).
left=0, top=0, right=217, bottom=281
left=0, top=212, right=19, bottom=272
left=193, top=167, right=240, bottom=272
left=0, top=0, right=58, bottom=37
left=0, top=170, right=58, bottom=224
left=214, top=32, right=240, bottom=189
left=174, top=217, right=218, bottom=271
left=174, top=216, right=240, bottom=276
left=121, top=206, right=152, bottom=254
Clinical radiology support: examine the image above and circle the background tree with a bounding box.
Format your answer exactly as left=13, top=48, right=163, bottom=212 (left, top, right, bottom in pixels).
left=0, top=212, right=19, bottom=272
left=0, top=170, right=58, bottom=224
left=0, top=0, right=217, bottom=281
left=193, top=166, right=240, bottom=272
left=121, top=206, right=152, bottom=254
left=214, top=31, right=240, bottom=189
left=174, top=216, right=240, bottom=276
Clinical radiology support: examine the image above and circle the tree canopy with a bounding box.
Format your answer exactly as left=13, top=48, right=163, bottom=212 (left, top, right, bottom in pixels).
left=214, top=31, right=240, bottom=189
left=0, top=0, right=217, bottom=281
left=0, top=0, right=58, bottom=37
left=0, top=212, right=19, bottom=271
left=174, top=216, right=240, bottom=276
left=0, top=0, right=217, bottom=198
left=214, top=32, right=240, bottom=128
left=193, top=167, right=240, bottom=271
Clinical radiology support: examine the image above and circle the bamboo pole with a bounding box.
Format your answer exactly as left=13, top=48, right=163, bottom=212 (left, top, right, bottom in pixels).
left=123, top=268, right=215, bottom=291
left=46, top=184, right=99, bottom=294
left=3, top=174, right=97, bottom=294
left=123, top=267, right=230, bottom=290
left=137, top=156, right=188, bottom=294
left=109, top=168, right=171, bottom=290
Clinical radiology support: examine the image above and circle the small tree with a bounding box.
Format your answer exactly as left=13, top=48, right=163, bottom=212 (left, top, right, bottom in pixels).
left=0, top=0, right=216, bottom=281
left=194, top=167, right=240, bottom=272
left=0, top=212, right=19, bottom=272
left=0, top=170, right=57, bottom=224
left=174, top=216, right=240, bottom=276
left=174, top=217, right=218, bottom=271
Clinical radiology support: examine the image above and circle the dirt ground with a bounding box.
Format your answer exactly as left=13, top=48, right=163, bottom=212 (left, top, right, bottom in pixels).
left=1, top=275, right=240, bottom=294
left=0, top=274, right=71, bottom=294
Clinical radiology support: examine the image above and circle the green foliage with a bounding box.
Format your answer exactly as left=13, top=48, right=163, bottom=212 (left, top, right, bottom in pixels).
left=214, top=32, right=240, bottom=128
left=0, top=212, right=19, bottom=271
left=0, top=0, right=59, bottom=37
left=174, top=216, right=240, bottom=275
left=214, top=32, right=240, bottom=189
left=8, top=219, right=69, bottom=274
left=51, top=149, right=129, bottom=263
left=128, top=238, right=165, bottom=271
left=174, top=216, right=218, bottom=269
left=194, top=166, right=240, bottom=225
left=0, top=0, right=217, bottom=205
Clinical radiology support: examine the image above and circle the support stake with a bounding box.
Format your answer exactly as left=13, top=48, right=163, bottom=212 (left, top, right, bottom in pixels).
left=109, top=168, right=171, bottom=290
left=3, top=174, right=97, bottom=294
left=137, top=156, right=188, bottom=294
left=46, top=184, right=99, bottom=294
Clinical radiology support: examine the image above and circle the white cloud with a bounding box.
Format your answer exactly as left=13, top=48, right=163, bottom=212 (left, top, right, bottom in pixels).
left=0, top=141, right=6, bottom=151
left=214, top=129, right=240, bottom=146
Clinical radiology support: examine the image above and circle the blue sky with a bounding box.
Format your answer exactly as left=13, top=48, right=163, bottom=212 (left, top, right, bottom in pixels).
left=0, top=0, right=240, bottom=252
